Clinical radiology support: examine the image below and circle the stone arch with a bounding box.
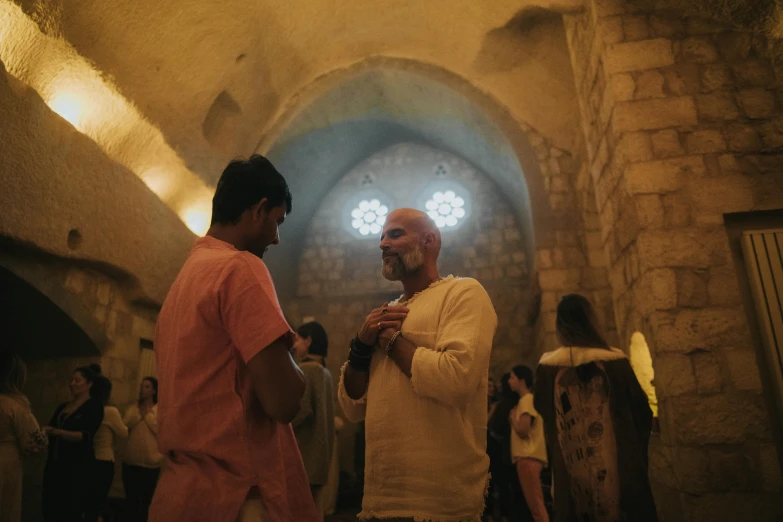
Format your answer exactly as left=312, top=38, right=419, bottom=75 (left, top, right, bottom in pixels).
left=0, top=254, right=108, bottom=357
left=257, top=57, right=575, bottom=299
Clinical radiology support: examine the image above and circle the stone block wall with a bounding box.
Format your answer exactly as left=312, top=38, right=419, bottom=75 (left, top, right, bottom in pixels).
left=564, top=0, right=783, bottom=519
left=525, top=124, right=618, bottom=354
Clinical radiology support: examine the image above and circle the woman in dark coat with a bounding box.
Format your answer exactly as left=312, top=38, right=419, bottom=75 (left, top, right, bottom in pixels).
left=42, top=364, right=104, bottom=522
left=534, top=294, right=657, bottom=522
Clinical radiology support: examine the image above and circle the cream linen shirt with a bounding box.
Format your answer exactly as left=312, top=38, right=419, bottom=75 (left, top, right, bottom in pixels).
left=338, top=276, right=497, bottom=522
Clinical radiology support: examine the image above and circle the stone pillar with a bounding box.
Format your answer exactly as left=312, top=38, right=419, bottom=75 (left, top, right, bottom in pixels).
left=564, top=1, right=783, bottom=520
left=526, top=126, right=617, bottom=356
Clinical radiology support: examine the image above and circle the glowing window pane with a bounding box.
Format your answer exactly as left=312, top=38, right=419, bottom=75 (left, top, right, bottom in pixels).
left=423, top=187, right=468, bottom=229
left=349, top=197, right=391, bottom=238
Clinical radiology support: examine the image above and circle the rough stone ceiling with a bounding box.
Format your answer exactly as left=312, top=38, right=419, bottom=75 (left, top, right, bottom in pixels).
left=14, top=0, right=580, bottom=182
left=263, top=66, right=537, bottom=298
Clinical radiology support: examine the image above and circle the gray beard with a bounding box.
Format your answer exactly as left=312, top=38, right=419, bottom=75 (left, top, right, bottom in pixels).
left=382, top=246, right=425, bottom=281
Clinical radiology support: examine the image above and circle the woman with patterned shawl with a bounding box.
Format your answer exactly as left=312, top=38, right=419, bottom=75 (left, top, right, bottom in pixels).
left=534, top=294, right=658, bottom=522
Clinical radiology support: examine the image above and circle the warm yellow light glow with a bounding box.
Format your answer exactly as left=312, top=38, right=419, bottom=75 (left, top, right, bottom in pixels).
left=182, top=206, right=211, bottom=236
left=140, top=167, right=175, bottom=201
left=48, top=90, right=86, bottom=128
left=629, top=332, right=658, bottom=417
left=0, top=0, right=214, bottom=238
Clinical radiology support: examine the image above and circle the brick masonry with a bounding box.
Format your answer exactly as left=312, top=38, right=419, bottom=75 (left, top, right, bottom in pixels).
left=564, top=0, right=783, bottom=519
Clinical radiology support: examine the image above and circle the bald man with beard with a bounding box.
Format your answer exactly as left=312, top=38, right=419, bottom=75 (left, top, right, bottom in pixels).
left=338, top=208, right=498, bottom=522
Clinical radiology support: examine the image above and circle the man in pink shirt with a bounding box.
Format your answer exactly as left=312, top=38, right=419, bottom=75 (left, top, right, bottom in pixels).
left=151, top=155, right=319, bottom=522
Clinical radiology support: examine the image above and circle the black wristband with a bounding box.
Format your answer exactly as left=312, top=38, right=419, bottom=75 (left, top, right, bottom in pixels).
left=348, top=337, right=373, bottom=372
left=351, top=336, right=374, bottom=354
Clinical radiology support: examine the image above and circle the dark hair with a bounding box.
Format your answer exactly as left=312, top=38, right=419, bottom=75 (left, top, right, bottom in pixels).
left=488, top=373, right=520, bottom=442
left=139, top=376, right=158, bottom=405
left=499, top=373, right=517, bottom=401
left=511, top=365, right=534, bottom=390
left=297, top=322, right=328, bottom=358
left=211, top=155, right=292, bottom=226
left=0, top=351, right=27, bottom=398
left=556, top=294, right=611, bottom=349
left=74, top=363, right=101, bottom=383
left=487, top=377, right=498, bottom=403
left=91, top=376, right=113, bottom=406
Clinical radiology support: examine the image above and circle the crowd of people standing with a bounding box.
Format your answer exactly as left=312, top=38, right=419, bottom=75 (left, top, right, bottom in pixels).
left=0, top=354, right=163, bottom=522
left=2, top=155, right=659, bottom=522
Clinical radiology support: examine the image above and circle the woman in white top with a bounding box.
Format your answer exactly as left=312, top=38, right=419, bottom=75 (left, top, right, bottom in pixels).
left=85, top=373, right=127, bottom=522
left=509, top=365, right=549, bottom=522
left=0, top=351, right=47, bottom=522
left=122, top=377, right=163, bottom=522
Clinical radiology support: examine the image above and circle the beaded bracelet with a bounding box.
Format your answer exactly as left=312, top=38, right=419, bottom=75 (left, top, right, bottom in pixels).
left=385, top=331, right=402, bottom=357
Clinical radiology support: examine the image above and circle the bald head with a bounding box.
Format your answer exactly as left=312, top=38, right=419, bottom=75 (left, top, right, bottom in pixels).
left=385, top=208, right=442, bottom=252
left=380, top=208, right=441, bottom=281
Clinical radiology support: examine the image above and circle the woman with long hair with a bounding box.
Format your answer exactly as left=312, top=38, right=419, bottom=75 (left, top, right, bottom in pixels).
left=0, top=351, right=47, bottom=522
left=535, top=294, right=657, bottom=522
left=122, top=377, right=163, bottom=522
left=86, top=373, right=127, bottom=522
left=42, top=363, right=105, bottom=522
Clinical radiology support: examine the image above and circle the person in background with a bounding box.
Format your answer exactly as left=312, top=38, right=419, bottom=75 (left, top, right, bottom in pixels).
left=42, top=364, right=104, bottom=522
left=535, top=294, right=657, bottom=522
left=122, top=377, right=163, bottom=522
left=483, top=377, right=499, bottom=521
left=291, top=321, right=335, bottom=520
left=0, top=350, right=47, bottom=522
left=487, top=373, right=519, bottom=522
left=509, top=365, right=548, bottom=522
left=86, top=373, right=128, bottom=522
